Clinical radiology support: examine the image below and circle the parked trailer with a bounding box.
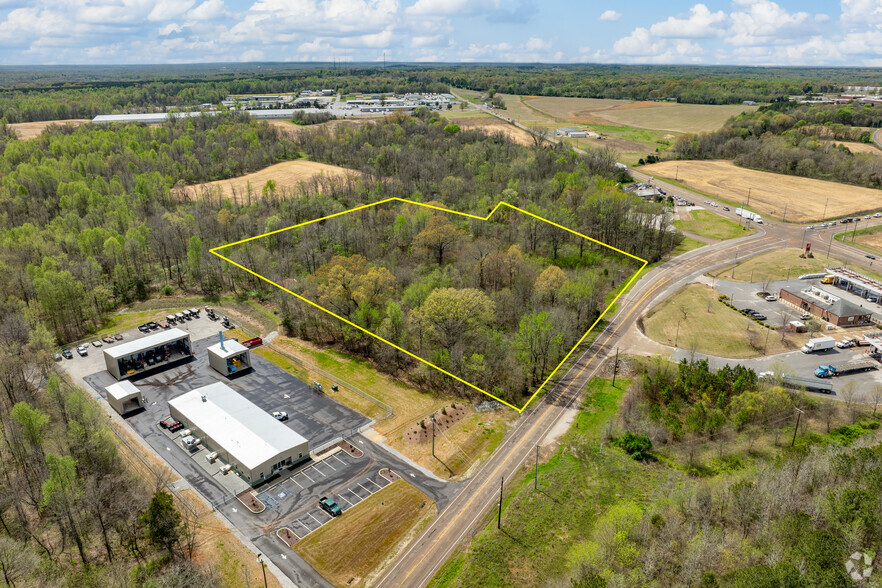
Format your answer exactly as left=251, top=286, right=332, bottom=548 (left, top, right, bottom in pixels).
left=782, top=375, right=834, bottom=394
left=815, top=356, right=879, bottom=378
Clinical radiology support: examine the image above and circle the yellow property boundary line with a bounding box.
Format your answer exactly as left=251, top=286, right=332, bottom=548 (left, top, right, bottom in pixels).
left=210, top=198, right=648, bottom=412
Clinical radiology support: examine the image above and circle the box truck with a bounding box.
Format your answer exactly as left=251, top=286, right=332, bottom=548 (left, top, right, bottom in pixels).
left=801, top=336, right=836, bottom=353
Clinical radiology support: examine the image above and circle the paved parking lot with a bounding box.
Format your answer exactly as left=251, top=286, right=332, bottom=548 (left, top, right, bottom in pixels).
left=279, top=464, right=393, bottom=540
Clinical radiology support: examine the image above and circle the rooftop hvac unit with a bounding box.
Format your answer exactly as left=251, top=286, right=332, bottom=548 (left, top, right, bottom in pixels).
left=181, top=429, right=192, bottom=437
left=219, top=464, right=232, bottom=474
left=205, top=451, right=218, bottom=463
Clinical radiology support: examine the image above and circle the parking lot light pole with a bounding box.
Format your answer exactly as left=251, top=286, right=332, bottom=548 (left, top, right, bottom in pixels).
left=431, top=415, right=435, bottom=458
left=535, top=444, right=540, bottom=490
left=675, top=321, right=681, bottom=348
left=257, top=553, right=268, bottom=588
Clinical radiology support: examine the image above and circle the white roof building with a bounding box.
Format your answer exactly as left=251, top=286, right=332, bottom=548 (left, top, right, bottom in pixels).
left=103, top=328, right=192, bottom=380
left=105, top=380, right=144, bottom=415
left=168, top=383, right=309, bottom=485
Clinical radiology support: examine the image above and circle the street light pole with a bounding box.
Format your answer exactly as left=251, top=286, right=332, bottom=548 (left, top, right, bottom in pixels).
left=257, top=553, right=268, bottom=588
left=497, top=477, right=504, bottom=530
left=534, top=444, right=540, bottom=491
left=612, top=347, right=619, bottom=386
left=431, top=414, right=435, bottom=458
left=827, top=231, right=834, bottom=259
left=675, top=320, right=681, bottom=348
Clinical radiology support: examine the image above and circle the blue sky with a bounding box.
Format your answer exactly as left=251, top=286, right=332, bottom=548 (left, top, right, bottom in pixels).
left=0, top=0, right=880, bottom=66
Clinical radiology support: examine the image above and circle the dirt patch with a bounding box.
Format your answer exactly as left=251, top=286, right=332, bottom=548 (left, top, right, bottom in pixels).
left=610, top=101, right=676, bottom=111
left=642, top=159, right=882, bottom=222
left=403, top=403, right=468, bottom=443
left=449, top=116, right=534, bottom=145
left=10, top=119, right=89, bottom=139
left=185, top=160, right=358, bottom=203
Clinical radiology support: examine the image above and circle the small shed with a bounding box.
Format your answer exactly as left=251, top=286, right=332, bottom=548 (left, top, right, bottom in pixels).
left=105, top=381, right=144, bottom=416
left=207, top=339, right=251, bottom=376
left=788, top=320, right=806, bottom=332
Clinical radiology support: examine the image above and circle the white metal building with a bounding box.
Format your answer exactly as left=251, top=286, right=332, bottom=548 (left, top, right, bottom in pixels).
left=207, top=339, right=251, bottom=376
left=168, top=383, right=309, bottom=485
left=103, top=328, right=193, bottom=380
left=105, top=380, right=144, bottom=415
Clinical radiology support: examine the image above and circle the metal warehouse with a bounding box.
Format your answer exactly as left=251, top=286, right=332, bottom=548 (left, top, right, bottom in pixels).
left=103, top=328, right=193, bottom=380
left=105, top=380, right=144, bottom=415
left=168, top=382, right=309, bottom=485
left=207, top=338, right=251, bottom=377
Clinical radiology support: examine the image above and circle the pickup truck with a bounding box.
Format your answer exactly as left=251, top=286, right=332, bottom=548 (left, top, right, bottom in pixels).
left=319, top=496, right=342, bottom=517
left=815, top=357, right=879, bottom=378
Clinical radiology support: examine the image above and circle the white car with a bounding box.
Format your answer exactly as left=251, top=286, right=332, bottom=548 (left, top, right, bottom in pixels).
left=76, top=345, right=88, bottom=357
left=765, top=295, right=777, bottom=302
left=875, top=213, right=882, bottom=218
left=91, top=340, right=102, bottom=347
left=704, top=200, right=710, bottom=204
left=865, top=215, right=872, bottom=219
left=272, top=411, right=288, bottom=421
left=836, top=340, right=855, bottom=349
left=807, top=225, right=815, bottom=229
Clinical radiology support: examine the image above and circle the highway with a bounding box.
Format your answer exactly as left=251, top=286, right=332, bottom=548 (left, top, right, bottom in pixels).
left=374, top=96, right=882, bottom=587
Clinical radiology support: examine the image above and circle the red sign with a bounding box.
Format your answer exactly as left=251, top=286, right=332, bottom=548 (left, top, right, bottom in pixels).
left=805, top=243, right=812, bottom=253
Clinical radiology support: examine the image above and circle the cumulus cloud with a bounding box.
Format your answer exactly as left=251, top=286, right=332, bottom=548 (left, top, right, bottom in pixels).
left=727, top=0, right=821, bottom=46
left=599, top=10, right=621, bottom=22
left=649, top=3, right=727, bottom=38
left=187, top=0, right=225, bottom=20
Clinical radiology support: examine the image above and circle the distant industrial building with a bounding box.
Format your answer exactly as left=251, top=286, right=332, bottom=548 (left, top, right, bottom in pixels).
left=779, top=286, right=873, bottom=327
left=105, top=380, right=145, bottom=416
left=103, top=328, right=192, bottom=380
left=207, top=338, right=251, bottom=377
left=168, top=383, right=309, bottom=485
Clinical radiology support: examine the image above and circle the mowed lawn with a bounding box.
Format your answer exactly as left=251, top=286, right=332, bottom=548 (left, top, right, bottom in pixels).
left=707, top=247, right=882, bottom=283
left=295, top=480, right=435, bottom=588
left=673, top=210, right=753, bottom=240
left=641, top=160, right=882, bottom=222
left=643, top=284, right=808, bottom=358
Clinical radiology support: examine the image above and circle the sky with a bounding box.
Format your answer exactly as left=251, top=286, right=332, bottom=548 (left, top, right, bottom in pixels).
left=0, top=0, right=881, bottom=66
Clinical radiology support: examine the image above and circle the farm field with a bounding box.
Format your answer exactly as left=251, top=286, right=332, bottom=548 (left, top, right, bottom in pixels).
left=642, top=283, right=808, bottom=358
left=295, top=480, right=435, bottom=588
left=523, top=96, right=757, bottom=134
left=707, top=247, right=882, bottom=283
left=10, top=118, right=89, bottom=139
left=673, top=209, right=753, bottom=240
left=844, top=225, right=882, bottom=254
left=186, top=160, right=357, bottom=202
left=641, top=159, right=882, bottom=222
left=821, top=140, right=882, bottom=156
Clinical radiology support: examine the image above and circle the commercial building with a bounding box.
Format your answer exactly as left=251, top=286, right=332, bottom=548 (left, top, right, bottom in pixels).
left=779, top=286, right=873, bottom=327
left=105, top=380, right=145, bottom=415
left=207, top=339, right=251, bottom=377
left=168, top=383, right=309, bottom=485
left=103, top=328, right=193, bottom=380
left=824, top=267, right=882, bottom=302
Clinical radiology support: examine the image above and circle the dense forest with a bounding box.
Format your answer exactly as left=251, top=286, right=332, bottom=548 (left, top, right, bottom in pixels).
left=669, top=102, right=882, bottom=188
left=4, top=63, right=882, bottom=122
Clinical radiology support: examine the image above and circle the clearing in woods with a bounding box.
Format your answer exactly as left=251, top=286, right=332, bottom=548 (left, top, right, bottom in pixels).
left=642, top=283, right=809, bottom=358
left=294, top=480, right=435, bottom=588
left=522, top=96, right=758, bottom=134
left=10, top=119, right=89, bottom=139
left=444, top=115, right=534, bottom=145
left=641, top=159, right=882, bottom=222
left=186, top=160, right=357, bottom=202
left=820, top=140, right=882, bottom=156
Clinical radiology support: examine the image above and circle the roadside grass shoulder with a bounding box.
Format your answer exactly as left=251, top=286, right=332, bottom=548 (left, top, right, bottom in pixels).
left=295, top=480, right=435, bottom=588
left=835, top=224, right=882, bottom=255
left=430, top=379, right=651, bottom=587
left=672, top=235, right=705, bottom=256
left=673, top=209, right=754, bottom=241
left=707, top=247, right=882, bottom=283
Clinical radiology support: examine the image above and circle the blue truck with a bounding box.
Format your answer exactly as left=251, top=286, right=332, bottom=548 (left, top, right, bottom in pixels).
left=815, top=357, right=878, bottom=378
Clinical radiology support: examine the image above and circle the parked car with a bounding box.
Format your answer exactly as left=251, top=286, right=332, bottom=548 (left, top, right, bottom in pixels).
left=764, top=295, right=777, bottom=302
left=76, top=345, right=88, bottom=357
left=91, top=340, right=102, bottom=347
left=807, top=225, right=815, bottom=229
left=836, top=339, right=855, bottom=349
left=114, top=334, right=123, bottom=341
left=723, top=206, right=730, bottom=211
left=62, top=348, right=73, bottom=360
left=159, top=419, right=184, bottom=432
left=800, top=313, right=811, bottom=320
left=54, top=352, right=62, bottom=362
left=146, top=321, right=159, bottom=330
left=865, top=215, right=872, bottom=219
left=752, top=314, right=767, bottom=321
left=138, top=324, right=150, bottom=333
left=875, top=212, right=882, bottom=218
left=272, top=411, right=289, bottom=421
left=867, top=255, right=877, bottom=260
left=102, top=336, right=115, bottom=344
left=319, top=497, right=342, bottom=517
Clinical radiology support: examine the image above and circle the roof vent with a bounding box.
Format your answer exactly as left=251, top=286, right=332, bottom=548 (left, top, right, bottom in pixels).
left=201, top=395, right=207, bottom=402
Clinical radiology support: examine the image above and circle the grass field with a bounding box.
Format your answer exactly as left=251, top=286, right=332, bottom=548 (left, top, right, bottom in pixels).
left=445, top=115, right=534, bottom=145
left=641, top=159, right=882, bottom=222
left=836, top=223, right=882, bottom=255
left=672, top=235, right=706, bottom=255
left=186, top=160, right=357, bottom=202
left=523, top=96, right=757, bottom=134
left=707, top=247, right=882, bottom=283
left=643, top=284, right=808, bottom=357
left=271, top=337, right=515, bottom=479
left=821, top=140, right=882, bottom=156
left=10, top=119, right=89, bottom=139
left=673, top=210, right=754, bottom=240
left=295, top=480, right=434, bottom=588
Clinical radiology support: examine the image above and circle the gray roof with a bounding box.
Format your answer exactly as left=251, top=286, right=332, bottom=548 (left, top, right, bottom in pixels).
left=169, top=383, right=307, bottom=470
left=92, top=108, right=324, bottom=124
left=104, top=328, right=190, bottom=359
left=782, top=288, right=872, bottom=318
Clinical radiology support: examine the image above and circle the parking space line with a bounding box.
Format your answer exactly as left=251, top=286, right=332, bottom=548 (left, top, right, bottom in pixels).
left=358, top=482, right=374, bottom=495
left=288, top=477, right=303, bottom=489
left=346, top=488, right=362, bottom=502
left=365, top=478, right=382, bottom=490
left=300, top=470, right=315, bottom=483
left=312, top=465, right=327, bottom=477
left=332, top=454, right=347, bottom=466
left=308, top=512, right=322, bottom=525
left=336, top=494, right=353, bottom=506
left=321, top=459, right=337, bottom=471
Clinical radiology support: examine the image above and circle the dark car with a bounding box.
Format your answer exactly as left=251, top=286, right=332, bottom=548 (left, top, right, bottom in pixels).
left=867, top=255, right=877, bottom=260
left=138, top=324, right=150, bottom=333
left=741, top=308, right=755, bottom=314
left=723, top=206, right=730, bottom=211
left=147, top=321, right=159, bottom=330
left=753, top=315, right=767, bottom=321
left=319, top=497, right=342, bottom=517
left=114, top=333, right=123, bottom=341
left=62, top=348, right=73, bottom=360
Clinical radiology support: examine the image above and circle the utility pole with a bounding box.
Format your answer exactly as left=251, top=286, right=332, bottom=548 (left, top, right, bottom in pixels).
left=534, top=444, right=540, bottom=491
left=675, top=320, right=681, bottom=348
left=497, top=477, right=504, bottom=530
left=612, top=347, right=619, bottom=386
left=675, top=165, right=679, bottom=181
left=763, top=325, right=771, bottom=354
left=746, top=187, right=751, bottom=207
left=431, top=414, right=435, bottom=458
left=827, top=231, right=834, bottom=259
left=782, top=203, right=787, bottom=223
left=732, top=250, right=738, bottom=279
left=257, top=553, right=268, bottom=588
left=791, top=408, right=804, bottom=447
left=822, top=197, right=829, bottom=224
